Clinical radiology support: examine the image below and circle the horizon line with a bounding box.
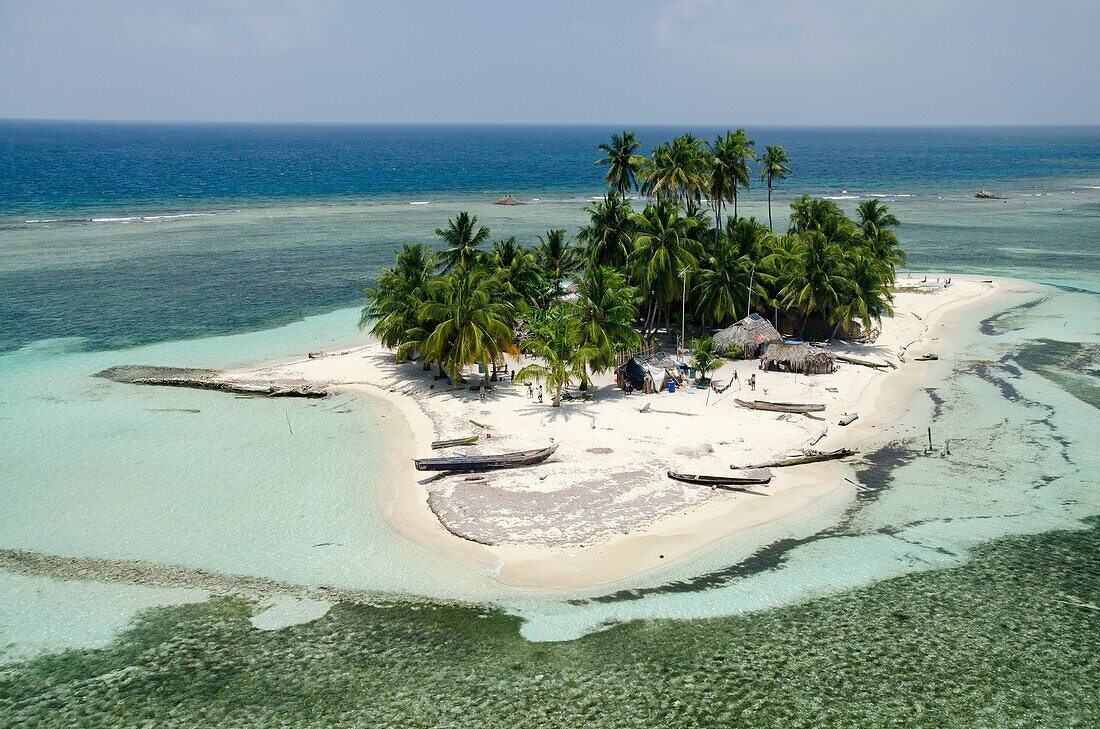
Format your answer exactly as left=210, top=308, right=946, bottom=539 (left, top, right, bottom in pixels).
left=2, top=117, right=1099, bottom=130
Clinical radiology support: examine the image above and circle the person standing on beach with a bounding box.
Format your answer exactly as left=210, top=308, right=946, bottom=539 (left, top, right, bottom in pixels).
left=526, top=382, right=533, bottom=398
left=537, top=385, right=544, bottom=403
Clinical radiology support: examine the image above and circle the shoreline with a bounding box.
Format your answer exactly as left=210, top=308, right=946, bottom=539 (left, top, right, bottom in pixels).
left=226, top=275, right=1023, bottom=592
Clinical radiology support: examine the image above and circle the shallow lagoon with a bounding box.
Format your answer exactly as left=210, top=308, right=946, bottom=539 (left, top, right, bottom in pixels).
left=1, top=281, right=1096, bottom=650
left=1, top=126, right=1099, bottom=720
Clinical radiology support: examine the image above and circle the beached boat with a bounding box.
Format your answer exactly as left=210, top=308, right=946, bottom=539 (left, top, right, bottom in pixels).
left=734, top=399, right=826, bottom=413
left=667, top=470, right=772, bottom=487
left=431, top=435, right=479, bottom=449
left=735, top=448, right=856, bottom=469
left=413, top=444, right=558, bottom=472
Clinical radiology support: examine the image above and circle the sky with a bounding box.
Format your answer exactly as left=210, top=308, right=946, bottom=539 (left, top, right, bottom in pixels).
left=1, top=0, right=1097, bottom=126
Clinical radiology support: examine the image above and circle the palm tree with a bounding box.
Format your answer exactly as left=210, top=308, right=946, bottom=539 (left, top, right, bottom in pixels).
left=857, top=198, right=906, bottom=274
left=629, top=199, right=701, bottom=337
left=728, top=128, right=756, bottom=220
left=535, top=228, right=579, bottom=295
left=704, top=129, right=756, bottom=235
left=573, top=265, right=641, bottom=375
left=577, top=191, right=635, bottom=268
left=489, top=237, right=542, bottom=310
left=415, top=268, right=516, bottom=386
left=725, top=216, right=770, bottom=261
left=834, top=253, right=894, bottom=337
left=596, top=130, right=643, bottom=197
left=359, top=244, right=435, bottom=361
left=436, top=211, right=490, bottom=272
left=779, top=230, right=850, bottom=336
left=689, top=336, right=723, bottom=381
left=641, top=135, right=706, bottom=204
left=693, top=233, right=764, bottom=326
left=514, top=308, right=594, bottom=407
left=856, top=198, right=901, bottom=239
left=759, top=145, right=792, bottom=233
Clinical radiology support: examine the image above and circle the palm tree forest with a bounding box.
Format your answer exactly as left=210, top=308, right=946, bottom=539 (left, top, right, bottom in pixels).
left=361, top=130, right=904, bottom=405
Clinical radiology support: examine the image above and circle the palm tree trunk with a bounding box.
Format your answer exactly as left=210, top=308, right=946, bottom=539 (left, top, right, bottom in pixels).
left=553, top=382, right=562, bottom=407
left=644, top=299, right=658, bottom=340
left=829, top=319, right=844, bottom=341
left=712, top=198, right=722, bottom=245
left=767, top=181, right=773, bottom=232
left=733, top=188, right=738, bottom=220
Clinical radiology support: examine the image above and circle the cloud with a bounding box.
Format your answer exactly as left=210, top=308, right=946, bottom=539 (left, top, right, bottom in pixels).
left=85, top=0, right=341, bottom=56
left=653, top=0, right=917, bottom=73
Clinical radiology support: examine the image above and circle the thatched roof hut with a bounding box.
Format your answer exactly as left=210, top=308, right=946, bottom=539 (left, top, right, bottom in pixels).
left=761, top=343, right=836, bottom=374
left=494, top=193, right=523, bottom=206
left=714, top=313, right=782, bottom=358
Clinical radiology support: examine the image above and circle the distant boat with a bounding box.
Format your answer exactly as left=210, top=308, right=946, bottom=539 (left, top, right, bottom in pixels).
left=734, top=399, right=826, bottom=413
left=667, top=470, right=772, bottom=488
left=413, top=444, right=558, bottom=472
left=431, top=435, right=479, bottom=449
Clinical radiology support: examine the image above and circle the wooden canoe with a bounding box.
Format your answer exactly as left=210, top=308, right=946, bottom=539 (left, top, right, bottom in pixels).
left=414, top=444, right=558, bottom=472
left=735, top=399, right=826, bottom=414
left=734, top=448, right=856, bottom=469
left=668, top=470, right=772, bottom=487
left=431, top=435, right=479, bottom=449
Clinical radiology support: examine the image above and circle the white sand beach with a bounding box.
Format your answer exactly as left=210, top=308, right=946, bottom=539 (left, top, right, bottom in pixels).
left=221, top=275, right=1015, bottom=590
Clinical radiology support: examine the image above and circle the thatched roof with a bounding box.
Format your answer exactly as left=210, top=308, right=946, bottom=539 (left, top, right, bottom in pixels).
left=494, top=193, right=524, bottom=206
left=714, top=313, right=782, bottom=357
left=761, top=343, right=836, bottom=374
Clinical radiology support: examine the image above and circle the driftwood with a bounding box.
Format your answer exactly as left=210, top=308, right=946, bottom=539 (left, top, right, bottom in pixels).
left=736, top=447, right=856, bottom=469
left=135, top=377, right=325, bottom=397
left=834, top=354, right=890, bottom=369
left=809, top=426, right=828, bottom=446
left=838, top=412, right=859, bottom=426
left=95, top=366, right=326, bottom=398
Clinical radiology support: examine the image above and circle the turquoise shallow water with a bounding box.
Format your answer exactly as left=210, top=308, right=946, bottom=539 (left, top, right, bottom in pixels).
left=1, top=124, right=1098, bottom=722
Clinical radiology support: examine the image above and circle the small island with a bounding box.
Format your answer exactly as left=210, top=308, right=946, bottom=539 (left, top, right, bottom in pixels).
left=209, top=131, right=1008, bottom=588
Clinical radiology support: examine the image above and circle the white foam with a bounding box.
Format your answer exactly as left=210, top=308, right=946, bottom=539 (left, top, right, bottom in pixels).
left=866, top=193, right=913, bottom=198
left=408, top=201, right=430, bottom=205
left=823, top=195, right=860, bottom=200
left=140, top=213, right=216, bottom=221
left=90, top=213, right=216, bottom=223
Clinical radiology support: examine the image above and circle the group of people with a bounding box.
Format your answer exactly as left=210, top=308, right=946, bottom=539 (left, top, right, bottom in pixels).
left=525, top=381, right=544, bottom=403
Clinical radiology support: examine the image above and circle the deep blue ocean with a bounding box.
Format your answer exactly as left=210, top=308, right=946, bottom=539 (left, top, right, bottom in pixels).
left=1, top=121, right=1099, bottom=353
left=4, top=122, right=1100, bottom=215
